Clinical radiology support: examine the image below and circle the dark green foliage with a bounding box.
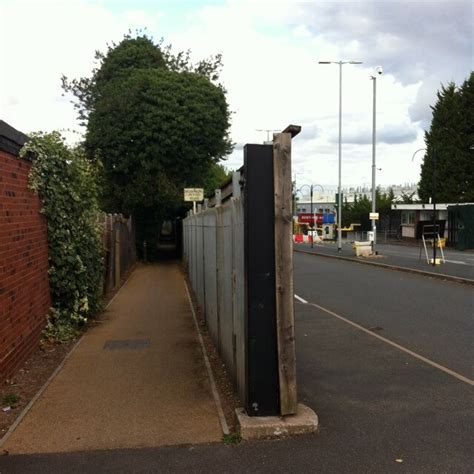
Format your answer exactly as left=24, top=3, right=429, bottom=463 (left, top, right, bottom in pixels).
left=63, top=34, right=233, bottom=253
left=341, top=188, right=396, bottom=227
left=203, top=163, right=232, bottom=196
left=400, top=191, right=418, bottom=203
left=23, top=133, right=104, bottom=327
left=3, top=394, right=20, bottom=406
left=85, top=68, right=232, bottom=218
left=222, top=432, right=241, bottom=444
left=342, top=194, right=371, bottom=227
left=419, top=72, right=473, bottom=203
left=94, top=36, right=166, bottom=89
left=62, top=35, right=167, bottom=125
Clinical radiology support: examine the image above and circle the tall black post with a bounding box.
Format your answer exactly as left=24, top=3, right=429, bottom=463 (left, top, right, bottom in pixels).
left=243, top=144, right=280, bottom=416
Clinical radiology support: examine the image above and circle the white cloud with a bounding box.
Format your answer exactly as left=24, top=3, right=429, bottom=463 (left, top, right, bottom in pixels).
left=1, top=0, right=470, bottom=188
left=0, top=0, right=165, bottom=141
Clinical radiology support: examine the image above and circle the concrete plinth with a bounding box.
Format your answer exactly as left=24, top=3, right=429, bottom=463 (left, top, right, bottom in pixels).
left=236, top=404, right=318, bottom=440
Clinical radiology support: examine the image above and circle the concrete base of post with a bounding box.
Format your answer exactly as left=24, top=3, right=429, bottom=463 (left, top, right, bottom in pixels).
left=236, top=404, right=318, bottom=440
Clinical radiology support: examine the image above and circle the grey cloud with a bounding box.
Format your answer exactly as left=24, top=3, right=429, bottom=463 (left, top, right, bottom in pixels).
left=379, top=124, right=418, bottom=144
left=329, top=124, right=418, bottom=145
left=297, top=122, right=320, bottom=141
left=290, top=1, right=473, bottom=127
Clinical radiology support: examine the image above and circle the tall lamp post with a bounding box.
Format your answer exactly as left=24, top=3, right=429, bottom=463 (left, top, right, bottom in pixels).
left=412, top=148, right=437, bottom=266
left=370, top=66, right=383, bottom=253
left=298, top=184, right=324, bottom=248
left=319, top=60, right=363, bottom=252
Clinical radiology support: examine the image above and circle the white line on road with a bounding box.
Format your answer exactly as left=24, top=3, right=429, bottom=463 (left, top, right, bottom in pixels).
left=294, top=294, right=308, bottom=304
left=294, top=294, right=474, bottom=387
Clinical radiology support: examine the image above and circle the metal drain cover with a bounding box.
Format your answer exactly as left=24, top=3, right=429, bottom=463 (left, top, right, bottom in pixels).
left=103, top=339, right=150, bottom=350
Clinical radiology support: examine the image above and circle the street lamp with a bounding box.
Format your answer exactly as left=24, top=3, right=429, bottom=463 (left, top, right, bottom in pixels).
left=370, top=66, right=383, bottom=253
left=319, top=60, right=363, bottom=251
left=412, top=148, right=437, bottom=266
left=298, top=184, right=324, bottom=248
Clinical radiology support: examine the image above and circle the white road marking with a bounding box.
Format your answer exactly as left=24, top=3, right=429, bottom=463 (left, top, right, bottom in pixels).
left=294, top=294, right=308, bottom=304
left=381, top=250, right=473, bottom=266
left=294, top=294, right=474, bottom=387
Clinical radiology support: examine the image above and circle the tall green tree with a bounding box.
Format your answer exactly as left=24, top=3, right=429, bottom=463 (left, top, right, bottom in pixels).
left=419, top=72, right=473, bottom=203
left=85, top=68, right=231, bottom=215
left=63, top=34, right=233, bottom=250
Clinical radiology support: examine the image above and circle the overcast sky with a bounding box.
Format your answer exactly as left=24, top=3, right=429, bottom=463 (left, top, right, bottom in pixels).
left=1, top=0, right=472, bottom=190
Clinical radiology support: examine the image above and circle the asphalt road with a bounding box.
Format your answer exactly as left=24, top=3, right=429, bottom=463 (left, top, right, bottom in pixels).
left=293, top=251, right=474, bottom=378
left=295, top=241, right=474, bottom=281
left=292, top=251, right=473, bottom=472
left=2, top=254, right=473, bottom=473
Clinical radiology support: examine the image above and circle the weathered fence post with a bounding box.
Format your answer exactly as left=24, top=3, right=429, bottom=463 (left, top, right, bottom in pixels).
left=114, top=215, right=121, bottom=288
left=215, top=189, right=222, bottom=207
left=106, top=214, right=114, bottom=291
left=273, top=131, right=297, bottom=415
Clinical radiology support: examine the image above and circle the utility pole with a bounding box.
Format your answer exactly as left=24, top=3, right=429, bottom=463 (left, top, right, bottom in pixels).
left=370, top=67, right=383, bottom=253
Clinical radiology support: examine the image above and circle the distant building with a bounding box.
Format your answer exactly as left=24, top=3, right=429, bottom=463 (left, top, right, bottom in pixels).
left=391, top=202, right=474, bottom=249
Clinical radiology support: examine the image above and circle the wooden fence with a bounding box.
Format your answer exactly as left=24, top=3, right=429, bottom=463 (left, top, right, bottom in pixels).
left=183, top=128, right=300, bottom=417
left=100, top=213, right=137, bottom=294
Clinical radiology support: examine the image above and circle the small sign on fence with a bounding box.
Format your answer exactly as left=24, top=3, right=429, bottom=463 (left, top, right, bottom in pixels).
left=184, top=188, right=204, bottom=202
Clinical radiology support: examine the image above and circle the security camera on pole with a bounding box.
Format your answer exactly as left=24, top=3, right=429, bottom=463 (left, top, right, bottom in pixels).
left=369, top=66, right=383, bottom=253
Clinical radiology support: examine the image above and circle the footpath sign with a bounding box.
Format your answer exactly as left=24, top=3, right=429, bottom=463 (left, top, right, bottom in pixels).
left=184, top=188, right=204, bottom=214
left=184, top=188, right=204, bottom=202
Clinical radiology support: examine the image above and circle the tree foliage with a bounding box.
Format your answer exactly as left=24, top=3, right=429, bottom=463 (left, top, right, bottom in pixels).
left=341, top=187, right=396, bottom=227
left=23, top=133, right=104, bottom=331
left=203, top=163, right=232, bottom=196
left=399, top=191, right=418, bottom=204
left=419, top=72, right=473, bottom=203
left=86, top=68, right=232, bottom=215
left=63, top=34, right=233, bottom=249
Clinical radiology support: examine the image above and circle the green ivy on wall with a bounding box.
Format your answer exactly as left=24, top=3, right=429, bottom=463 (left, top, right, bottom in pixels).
left=22, top=132, right=104, bottom=332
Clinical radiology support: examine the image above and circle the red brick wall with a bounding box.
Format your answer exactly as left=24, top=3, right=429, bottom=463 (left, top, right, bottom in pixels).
left=0, top=149, right=51, bottom=382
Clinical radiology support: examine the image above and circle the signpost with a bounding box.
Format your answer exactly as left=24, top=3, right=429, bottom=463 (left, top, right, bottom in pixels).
left=368, top=212, right=379, bottom=253
left=184, top=188, right=204, bottom=214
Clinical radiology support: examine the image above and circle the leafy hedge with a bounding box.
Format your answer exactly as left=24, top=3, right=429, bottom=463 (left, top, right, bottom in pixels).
left=22, top=132, right=104, bottom=331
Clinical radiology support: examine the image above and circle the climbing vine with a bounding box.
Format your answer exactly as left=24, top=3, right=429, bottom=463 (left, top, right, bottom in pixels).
left=22, top=132, right=104, bottom=331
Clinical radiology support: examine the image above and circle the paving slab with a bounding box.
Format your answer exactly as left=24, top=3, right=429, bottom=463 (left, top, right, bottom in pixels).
left=2, top=263, right=222, bottom=454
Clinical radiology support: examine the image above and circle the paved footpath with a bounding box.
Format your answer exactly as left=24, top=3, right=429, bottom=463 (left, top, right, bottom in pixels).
left=1, top=263, right=222, bottom=454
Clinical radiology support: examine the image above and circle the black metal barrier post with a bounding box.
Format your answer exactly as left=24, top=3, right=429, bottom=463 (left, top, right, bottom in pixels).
left=244, top=144, right=280, bottom=416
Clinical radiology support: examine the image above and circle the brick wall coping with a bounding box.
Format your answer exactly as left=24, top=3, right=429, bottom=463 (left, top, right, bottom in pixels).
left=0, top=120, right=29, bottom=157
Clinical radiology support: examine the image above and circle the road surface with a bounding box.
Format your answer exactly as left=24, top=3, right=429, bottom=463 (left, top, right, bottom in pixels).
left=2, top=253, right=473, bottom=473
